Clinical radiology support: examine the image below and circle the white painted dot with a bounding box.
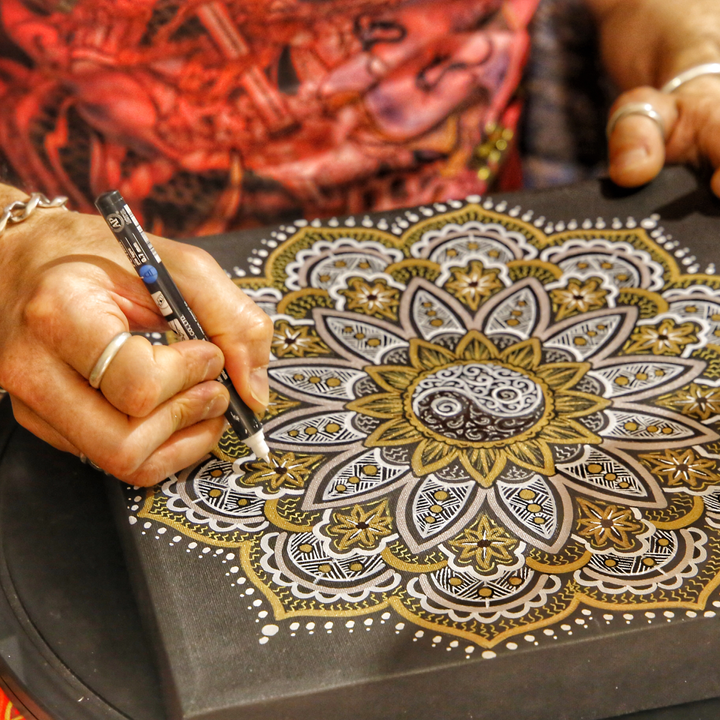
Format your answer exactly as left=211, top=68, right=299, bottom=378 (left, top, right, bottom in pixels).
left=130, top=505, right=139, bottom=512
left=704, top=611, right=717, bottom=618
left=713, top=601, right=720, bottom=608
left=560, top=625, right=571, bottom=632
left=173, top=536, right=181, bottom=543
left=581, top=609, right=592, bottom=616
left=324, top=622, right=333, bottom=630
left=245, top=587, right=254, bottom=595
left=253, top=599, right=262, bottom=607
left=415, top=630, right=424, bottom=638
left=645, top=612, right=655, bottom=619
left=506, top=642, right=518, bottom=650
left=543, top=629, right=554, bottom=636
left=133, top=495, right=142, bottom=502
left=202, top=547, right=210, bottom=554
left=623, top=613, right=633, bottom=620
left=346, top=621, right=355, bottom=628
left=395, top=623, right=405, bottom=631
left=381, top=612, right=391, bottom=620
left=289, top=622, right=300, bottom=631
left=603, top=614, right=613, bottom=621
left=230, top=566, right=239, bottom=574
left=364, top=618, right=373, bottom=626
left=664, top=611, right=675, bottom=619
left=188, top=542, right=197, bottom=549
left=258, top=610, right=268, bottom=619
left=128, top=516, right=137, bottom=525
left=482, top=651, right=496, bottom=659
left=262, top=624, right=279, bottom=637
left=575, top=619, right=585, bottom=625
left=432, top=635, right=442, bottom=644
left=466, top=645, right=476, bottom=654
left=686, top=611, right=697, bottom=618
left=306, top=622, right=315, bottom=630
left=226, top=553, right=235, bottom=560
left=259, top=637, right=269, bottom=645
left=449, top=640, right=459, bottom=648
left=524, top=635, right=535, bottom=642
left=143, top=522, right=152, bottom=530
left=237, top=577, right=246, bottom=584
left=215, top=549, right=224, bottom=555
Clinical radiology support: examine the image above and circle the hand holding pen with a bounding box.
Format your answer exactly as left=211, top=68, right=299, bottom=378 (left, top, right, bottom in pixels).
left=0, top=181, right=273, bottom=485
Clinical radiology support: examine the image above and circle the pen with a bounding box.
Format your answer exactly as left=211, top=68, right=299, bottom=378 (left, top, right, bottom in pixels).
left=95, top=190, right=270, bottom=462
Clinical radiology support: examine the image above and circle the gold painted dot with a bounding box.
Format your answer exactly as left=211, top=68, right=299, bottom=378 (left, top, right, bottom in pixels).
left=210, top=469, right=223, bottom=477
left=647, top=425, right=658, bottom=433
left=658, top=538, right=670, bottom=547
left=604, top=473, right=617, bottom=482
left=616, top=274, right=629, bottom=282
left=237, top=498, right=249, bottom=506
left=348, top=476, right=360, bottom=484
left=305, top=426, right=318, bottom=435
left=425, top=516, right=436, bottom=524
left=335, top=484, right=347, bottom=492
left=355, top=332, right=365, bottom=340
left=517, top=300, right=527, bottom=307
left=533, top=517, right=546, bottom=525
left=422, top=302, right=433, bottom=308
left=661, top=427, right=673, bottom=434
left=587, top=330, right=597, bottom=337
left=359, top=261, right=371, bottom=269
left=519, top=489, right=536, bottom=500
left=289, top=429, right=299, bottom=437
left=478, top=588, right=493, bottom=597
left=309, top=376, right=321, bottom=384
left=600, top=261, right=613, bottom=269
left=446, top=249, right=458, bottom=257
left=434, top=491, right=449, bottom=501
left=426, top=310, right=437, bottom=317
left=712, top=314, right=720, bottom=322
left=597, top=324, right=607, bottom=331
left=488, top=250, right=500, bottom=258
left=614, top=376, right=629, bottom=386
left=299, top=543, right=313, bottom=553
left=574, top=337, right=587, bottom=346
left=319, top=564, right=332, bottom=573
left=430, top=319, right=443, bottom=327
left=509, top=576, right=523, bottom=586
left=364, top=465, right=378, bottom=476
left=635, top=372, right=648, bottom=381
left=654, top=369, right=665, bottom=377
left=344, top=326, right=353, bottom=333
left=624, top=422, right=638, bottom=432
left=604, top=558, right=617, bottom=567
left=527, top=503, right=542, bottom=513
left=714, top=329, right=720, bottom=337
left=325, top=423, right=340, bottom=433
left=449, top=577, right=463, bottom=586
left=334, top=260, right=347, bottom=268
left=350, top=562, right=364, bottom=572
left=467, top=242, right=479, bottom=250
left=293, top=373, right=304, bottom=381
left=577, top=262, right=589, bottom=269
left=327, top=377, right=341, bottom=387
left=587, top=464, right=603, bottom=474
left=511, top=310, right=523, bottom=317
left=367, top=338, right=381, bottom=347
left=319, top=274, right=331, bottom=282
left=507, top=319, right=519, bottom=326
left=430, top=504, right=443, bottom=513
left=642, top=557, right=656, bottom=567
left=685, top=306, right=697, bottom=313
left=618, top=481, right=629, bottom=489
left=209, top=489, right=222, bottom=498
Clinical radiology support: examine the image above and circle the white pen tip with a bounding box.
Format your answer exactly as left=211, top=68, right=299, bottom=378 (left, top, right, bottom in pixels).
left=244, top=430, right=271, bottom=462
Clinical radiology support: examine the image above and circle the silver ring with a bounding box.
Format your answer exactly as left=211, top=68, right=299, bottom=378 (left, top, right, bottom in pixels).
left=88, top=331, right=132, bottom=389
left=79, top=453, right=104, bottom=472
left=661, top=62, right=720, bottom=93
left=606, top=102, right=666, bottom=141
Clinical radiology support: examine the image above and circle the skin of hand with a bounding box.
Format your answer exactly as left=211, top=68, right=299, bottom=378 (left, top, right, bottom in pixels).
left=587, top=0, right=720, bottom=196
left=0, top=183, right=273, bottom=486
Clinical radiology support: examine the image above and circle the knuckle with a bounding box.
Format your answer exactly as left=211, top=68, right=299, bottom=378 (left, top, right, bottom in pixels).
left=126, top=458, right=167, bottom=487
left=22, top=274, right=65, bottom=333
left=243, top=307, right=274, bottom=345
left=113, top=376, right=162, bottom=417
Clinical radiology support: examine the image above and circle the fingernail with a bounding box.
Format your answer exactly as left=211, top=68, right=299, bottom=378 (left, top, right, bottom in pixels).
left=203, top=392, right=228, bottom=419
left=249, top=367, right=270, bottom=408
left=204, top=351, right=224, bottom=380
left=613, top=146, right=649, bottom=173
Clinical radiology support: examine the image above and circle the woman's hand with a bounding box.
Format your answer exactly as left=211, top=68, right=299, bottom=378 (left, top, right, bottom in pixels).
left=588, top=0, right=720, bottom=196
left=0, top=184, right=273, bottom=485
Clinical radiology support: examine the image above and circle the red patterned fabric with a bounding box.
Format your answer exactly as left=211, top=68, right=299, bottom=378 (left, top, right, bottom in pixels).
left=0, top=0, right=539, bottom=236
left=0, top=689, right=24, bottom=720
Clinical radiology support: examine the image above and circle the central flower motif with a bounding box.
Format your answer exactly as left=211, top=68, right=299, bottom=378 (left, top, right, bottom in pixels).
left=349, top=331, right=610, bottom=487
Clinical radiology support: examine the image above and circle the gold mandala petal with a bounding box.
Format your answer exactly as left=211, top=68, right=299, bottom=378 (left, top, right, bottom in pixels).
left=540, top=417, right=601, bottom=445
left=346, top=392, right=403, bottom=419
left=367, top=417, right=423, bottom=446
left=506, top=439, right=555, bottom=475
left=534, top=361, right=590, bottom=390
left=454, top=330, right=500, bottom=362
left=412, top=439, right=460, bottom=475
left=409, top=337, right=456, bottom=371
left=499, top=337, right=542, bottom=370
left=553, top=389, right=611, bottom=418
left=460, top=448, right=507, bottom=487
left=365, top=365, right=418, bottom=393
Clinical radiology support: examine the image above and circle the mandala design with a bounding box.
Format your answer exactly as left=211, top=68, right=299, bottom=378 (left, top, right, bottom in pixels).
left=134, top=202, right=720, bottom=646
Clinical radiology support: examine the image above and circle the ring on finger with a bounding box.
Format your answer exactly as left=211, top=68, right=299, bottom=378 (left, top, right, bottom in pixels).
left=79, top=453, right=106, bottom=473
left=606, top=102, right=666, bottom=141
left=88, top=331, right=132, bottom=389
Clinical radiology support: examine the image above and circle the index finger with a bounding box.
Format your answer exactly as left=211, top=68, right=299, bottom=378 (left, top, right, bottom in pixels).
left=154, top=238, right=273, bottom=412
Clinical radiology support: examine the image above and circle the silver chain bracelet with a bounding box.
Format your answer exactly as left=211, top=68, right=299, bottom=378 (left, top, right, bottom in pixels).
left=0, top=193, right=68, bottom=235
